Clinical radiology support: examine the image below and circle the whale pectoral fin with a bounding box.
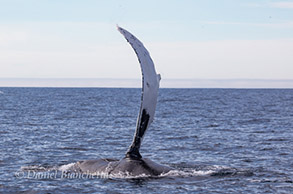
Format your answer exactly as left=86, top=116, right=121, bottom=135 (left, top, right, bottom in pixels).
left=117, top=26, right=160, bottom=159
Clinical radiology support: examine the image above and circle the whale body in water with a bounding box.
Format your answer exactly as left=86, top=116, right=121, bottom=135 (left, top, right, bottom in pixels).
left=70, top=26, right=172, bottom=176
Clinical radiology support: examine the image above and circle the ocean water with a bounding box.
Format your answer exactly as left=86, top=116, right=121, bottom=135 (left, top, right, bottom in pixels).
left=0, top=88, right=292, bottom=193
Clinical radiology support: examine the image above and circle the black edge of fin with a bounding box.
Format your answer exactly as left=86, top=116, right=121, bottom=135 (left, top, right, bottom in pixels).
left=126, top=109, right=150, bottom=159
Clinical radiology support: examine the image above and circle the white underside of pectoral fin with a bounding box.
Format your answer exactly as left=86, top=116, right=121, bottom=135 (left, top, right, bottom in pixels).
left=117, top=26, right=161, bottom=158
left=117, top=26, right=160, bottom=126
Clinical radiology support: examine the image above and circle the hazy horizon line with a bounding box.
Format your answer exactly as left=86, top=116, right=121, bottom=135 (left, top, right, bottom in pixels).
left=0, top=78, right=293, bottom=88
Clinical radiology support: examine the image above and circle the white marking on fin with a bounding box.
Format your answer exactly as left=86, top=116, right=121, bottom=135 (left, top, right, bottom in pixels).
left=117, top=26, right=160, bottom=128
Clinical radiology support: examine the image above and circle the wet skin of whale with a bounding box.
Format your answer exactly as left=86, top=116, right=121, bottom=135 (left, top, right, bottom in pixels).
left=72, top=26, right=172, bottom=176
left=75, top=158, right=172, bottom=176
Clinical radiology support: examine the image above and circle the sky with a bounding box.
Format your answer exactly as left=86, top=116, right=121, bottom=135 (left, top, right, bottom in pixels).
left=0, top=0, right=293, bottom=87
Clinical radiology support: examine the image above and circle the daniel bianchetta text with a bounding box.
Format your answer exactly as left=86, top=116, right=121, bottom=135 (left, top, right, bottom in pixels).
left=15, top=170, right=109, bottom=179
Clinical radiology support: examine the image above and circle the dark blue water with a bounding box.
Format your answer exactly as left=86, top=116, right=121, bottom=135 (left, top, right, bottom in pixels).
left=0, top=88, right=292, bottom=193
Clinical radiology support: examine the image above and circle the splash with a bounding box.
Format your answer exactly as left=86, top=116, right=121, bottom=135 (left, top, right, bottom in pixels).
left=159, top=169, right=214, bottom=178
left=58, top=163, right=76, bottom=172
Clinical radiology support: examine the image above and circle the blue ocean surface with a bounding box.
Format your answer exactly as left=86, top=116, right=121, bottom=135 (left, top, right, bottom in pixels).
left=0, top=88, right=292, bottom=193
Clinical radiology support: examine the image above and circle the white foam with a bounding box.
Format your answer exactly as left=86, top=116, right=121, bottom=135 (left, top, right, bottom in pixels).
left=0, top=91, right=3, bottom=94
left=109, top=171, right=150, bottom=179
left=87, top=171, right=151, bottom=179
left=160, top=169, right=214, bottom=178
left=58, top=163, right=76, bottom=172
left=93, top=169, right=216, bottom=179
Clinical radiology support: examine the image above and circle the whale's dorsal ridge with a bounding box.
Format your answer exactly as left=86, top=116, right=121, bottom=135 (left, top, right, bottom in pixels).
left=117, top=26, right=160, bottom=159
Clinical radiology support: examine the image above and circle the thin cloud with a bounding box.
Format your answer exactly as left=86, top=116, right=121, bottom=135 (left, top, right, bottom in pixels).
left=269, top=2, right=293, bottom=9
left=202, top=20, right=293, bottom=28
left=244, top=1, right=293, bottom=9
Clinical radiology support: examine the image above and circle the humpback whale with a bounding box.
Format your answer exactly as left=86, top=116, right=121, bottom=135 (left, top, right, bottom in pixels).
left=71, top=26, right=172, bottom=176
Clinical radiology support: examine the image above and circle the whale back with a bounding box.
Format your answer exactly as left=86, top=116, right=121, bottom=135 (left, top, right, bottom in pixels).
left=117, top=26, right=161, bottom=159
left=76, top=158, right=171, bottom=176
